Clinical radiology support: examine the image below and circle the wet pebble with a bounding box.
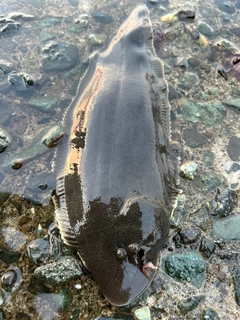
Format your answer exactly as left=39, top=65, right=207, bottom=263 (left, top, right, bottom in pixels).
left=183, top=128, right=208, bottom=148
left=27, top=239, right=50, bottom=265
left=1, top=266, right=22, bottom=292
left=134, top=306, right=151, bottom=320
left=75, top=14, right=89, bottom=29
left=0, top=59, right=14, bottom=74
left=38, top=18, right=61, bottom=29
left=8, top=12, right=35, bottom=21
left=179, top=72, right=199, bottom=90
left=0, top=128, right=11, bottom=153
left=233, top=267, right=240, bottom=306
left=214, top=39, right=239, bottom=53
left=210, top=188, right=238, bottom=218
left=202, top=150, right=215, bottom=167
left=164, top=251, right=205, bottom=288
left=219, top=251, right=238, bottom=261
left=42, top=41, right=79, bottom=72
left=8, top=71, right=34, bottom=91
left=197, top=21, right=215, bottom=38
left=179, top=228, right=201, bottom=244
left=199, top=237, right=216, bottom=259
left=227, top=136, right=240, bottom=161
left=213, top=215, right=240, bottom=240
left=0, top=22, right=20, bottom=34
left=214, top=0, right=235, bottom=14
left=179, top=162, right=198, bottom=181
left=180, top=98, right=226, bottom=126
left=200, top=307, right=220, bottom=320
left=41, top=124, right=64, bottom=148
left=91, top=12, right=113, bottom=24
left=178, top=295, right=204, bottom=315
left=89, top=33, right=107, bottom=46
left=29, top=95, right=59, bottom=113
left=34, top=256, right=82, bottom=285
left=223, top=95, right=240, bottom=110
left=2, top=226, right=26, bottom=251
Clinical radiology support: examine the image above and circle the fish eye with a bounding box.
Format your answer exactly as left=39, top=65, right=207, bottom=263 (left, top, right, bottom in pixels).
left=116, top=248, right=127, bottom=260
left=128, top=243, right=139, bottom=253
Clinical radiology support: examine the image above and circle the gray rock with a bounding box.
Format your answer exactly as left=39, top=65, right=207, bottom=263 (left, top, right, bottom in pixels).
left=179, top=72, right=199, bottom=90
left=215, top=0, right=235, bottom=14
left=179, top=228, right=201, bottom=244
left=42, top=41, right=79, bottom=72
left=8, top=71, right=34, bottom=91
left=91, top=12, right=113, bottom=24
left=38, top=18, right=61, bottom=29
left=183, top=128, right=208, bottom=148
left=27, top=239, right=50, bottom=265
left=223, top=95, right=240, bottom=110
left=192, top=171, right=225, bottom=194
left=0, top=60, right=14, bottom=74
left=34, top=257, right=82, bottom=285
left=227, top=136, right=240, bottom=161
left=210, top=188, right=238, bottom=218
left=202, top=150, right=215, bottom=167
left=213, top=215, right=240, bottom=240
left=164, top=252, right=205, bottom=288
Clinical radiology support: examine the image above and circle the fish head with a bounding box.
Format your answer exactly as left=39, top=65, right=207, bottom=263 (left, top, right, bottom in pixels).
left=78, top=196, right=170, bottom=306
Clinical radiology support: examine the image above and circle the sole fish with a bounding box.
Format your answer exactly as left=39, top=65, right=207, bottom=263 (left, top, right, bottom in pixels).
left=54, top=4, right=180, bottom=306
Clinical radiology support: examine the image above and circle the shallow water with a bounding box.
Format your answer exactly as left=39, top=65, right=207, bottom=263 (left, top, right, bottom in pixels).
left=0, top=0, right=239, bottom=319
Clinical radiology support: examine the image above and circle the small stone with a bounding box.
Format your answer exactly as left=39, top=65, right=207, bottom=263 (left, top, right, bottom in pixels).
left=0, top=60, right=14, bottom=74
left=2, top=226, right=26, bottom=251
left=192, top=171, right=224, bottom=194
left=134, top=306, right=151, bottom=320
left=233, top=267, right=240, bottom=306
left=29, top=95, right=59, bottom=113
left=214, top=39, right=239, bottom=53
left=34, top=257, right=82, bottom=285
left=227, top=136, right=240, bottom=161
left=41, top=124, right=64, bottom=148
left=91, top=12, right=113, bottom=24
left=179, top=162, right=198, bottom=180
left=27, top=239, right=50, bottom=265
left=0, top=22, right=20, bottom=34
left=210, top=264, right=226, bottom=282
left=179, top=228, right=201, bottom=244
left=199, top=237, right=216, bottom=259
left=200, top=307, right=220, bottom=320
left=213, top=215, right=240, bottom=240
left=197, top=21, right=215, bottom=38
left=38, top=18, right=61, bottom=29
left=8, top=71, right=34, bottom=91
left=210, top=188, right=238, bottom=218
left=0, top=128, right=11, bottom=153
left=202, top=150, right=215, bottom=167
left=223, top=95, right=240, bottom=110
left=215, top=0, right=235, bottom=14
left=89, top=33, right=107, bottom=46
left=179, top=72, right=199, bottom=90
left=183, top=128, right=208, bottom=148
left=178, top=296, right=204, bottom=315
left=76, top=14, right=89, bottom=28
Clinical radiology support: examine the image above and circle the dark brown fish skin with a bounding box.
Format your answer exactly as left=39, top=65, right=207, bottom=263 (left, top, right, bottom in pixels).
left=55, top=5, right=179, bottom=306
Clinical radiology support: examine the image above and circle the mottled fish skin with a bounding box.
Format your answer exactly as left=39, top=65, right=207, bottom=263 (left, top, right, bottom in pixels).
left=54, top=5, right=179, bottom=306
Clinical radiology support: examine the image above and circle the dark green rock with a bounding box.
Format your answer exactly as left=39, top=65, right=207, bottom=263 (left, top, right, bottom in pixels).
left=178, top=295, right=204, bottom=315
left=192, top=171, right=225, bottom=194
left=164, top=252, right=205, bottom=288
left=183, top=128, right=208, bottom=148
left=180, top=98, right=226, bottom=126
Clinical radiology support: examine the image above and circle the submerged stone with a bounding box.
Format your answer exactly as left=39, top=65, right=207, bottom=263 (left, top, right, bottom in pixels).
left=192, top=171, right=225, bottom=194
left=42, top=41, right=79, bottom=72
left=233, top=267, right=240, bottom=306
left=179, top=162, right=198, bottom=180
left=91, top=12, right=113, bottom=24
left=27, top=239, right=50, bottom=265
left=29, top=95, right=59, bottom=113
left=215, top=0, right=235, bottom=14
left=223, top=95, right=240, bottom=110
left=180, top=98, right=226, bottom=126
left=199, top=237, right=216, bottom=259
left=227, top=136, right=240, bottom=161
left=0, top=128, right=11, bottom=153
left=164, top=252, right=205, bottom=288
left=8, top=71, right=34, bottom=91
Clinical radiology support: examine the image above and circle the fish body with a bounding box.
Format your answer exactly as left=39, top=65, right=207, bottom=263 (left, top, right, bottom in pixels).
left=54, top=5, right=179, bottom=306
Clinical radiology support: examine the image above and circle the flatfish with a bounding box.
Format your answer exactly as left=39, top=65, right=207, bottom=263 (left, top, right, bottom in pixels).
left=54, top=4, right=180, bottom=306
